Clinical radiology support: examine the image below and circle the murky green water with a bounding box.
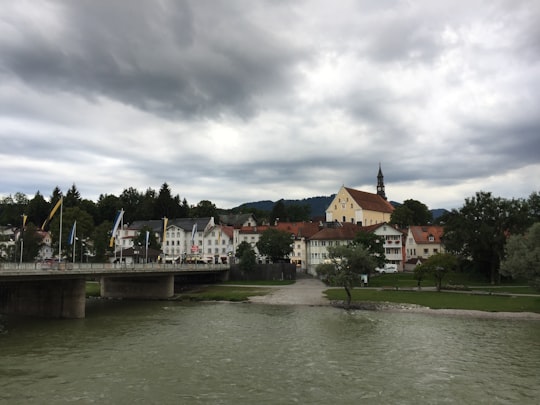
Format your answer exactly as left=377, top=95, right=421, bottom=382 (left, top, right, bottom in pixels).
left=1, top=300, right=539, bottom=404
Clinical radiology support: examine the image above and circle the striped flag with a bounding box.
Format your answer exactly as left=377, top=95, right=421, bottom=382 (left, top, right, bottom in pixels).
left=162, top=217, right=168, bottom=243
left=68, top=221, right=76, bottom=245
left=191, top=222, right=197, bottom=244
left=109, top=209, right=124, bottom=247
left=41, top=197, right=63, bottom=229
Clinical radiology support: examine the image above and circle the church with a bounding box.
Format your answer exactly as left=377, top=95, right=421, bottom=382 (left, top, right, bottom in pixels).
left=325, top=165, right=394, bottom=226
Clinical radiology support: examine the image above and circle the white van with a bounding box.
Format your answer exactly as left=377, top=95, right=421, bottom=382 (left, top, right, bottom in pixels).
left=375, top=264, right=398, bottom=274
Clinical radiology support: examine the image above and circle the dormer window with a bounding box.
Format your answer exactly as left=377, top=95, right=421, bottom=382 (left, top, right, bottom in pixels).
left=428, top=234, right=434, bottom=242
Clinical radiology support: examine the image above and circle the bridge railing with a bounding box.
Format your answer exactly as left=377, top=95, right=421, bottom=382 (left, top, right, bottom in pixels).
left=0, top=262, right=229, bottom=272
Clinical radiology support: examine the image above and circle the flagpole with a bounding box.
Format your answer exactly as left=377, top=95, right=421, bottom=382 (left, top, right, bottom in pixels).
left=119, top=209, right=123, bottom=266
left=72, top=222, right=76, bottom=264
left=19, top=214, right=24, bottom=265
left=145, top=231, right=149, bottom=264
left=58, top=200, right=63, bottom=263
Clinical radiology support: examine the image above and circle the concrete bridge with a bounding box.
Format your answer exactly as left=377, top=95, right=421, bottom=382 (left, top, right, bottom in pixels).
left=0, top=262, right=229, bottom=319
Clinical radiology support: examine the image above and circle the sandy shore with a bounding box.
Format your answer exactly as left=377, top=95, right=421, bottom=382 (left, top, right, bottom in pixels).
left=247, top=278, right=540, bottom=320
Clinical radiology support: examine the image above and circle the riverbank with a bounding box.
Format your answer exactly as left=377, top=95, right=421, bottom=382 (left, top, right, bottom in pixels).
left=246, top=278, right=540, bottom=320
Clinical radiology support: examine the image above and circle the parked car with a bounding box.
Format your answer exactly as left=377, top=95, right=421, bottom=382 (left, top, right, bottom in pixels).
left=375, top=264, right=398, bottom=274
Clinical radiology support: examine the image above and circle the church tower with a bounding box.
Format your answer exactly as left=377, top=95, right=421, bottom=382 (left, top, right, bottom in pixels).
left=376, top=163, right=387, bottom=200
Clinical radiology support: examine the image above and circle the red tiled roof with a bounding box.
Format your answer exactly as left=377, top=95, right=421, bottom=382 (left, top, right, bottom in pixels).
left=309, top=223, right=363, bottom=240
left=344, top=187, right=394, bottom=213
left=239, top=222, right=323, bottom=239
left=219, top=225, right=235, bottom=239
left=409, top=225, right=444, bottom=244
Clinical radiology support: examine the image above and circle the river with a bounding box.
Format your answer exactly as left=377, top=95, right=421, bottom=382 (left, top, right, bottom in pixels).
left=1, top=299, right=539, bottom=404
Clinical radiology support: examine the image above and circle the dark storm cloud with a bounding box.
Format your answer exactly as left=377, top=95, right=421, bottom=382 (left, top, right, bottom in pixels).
left=1, top=0, right=305, bottom=119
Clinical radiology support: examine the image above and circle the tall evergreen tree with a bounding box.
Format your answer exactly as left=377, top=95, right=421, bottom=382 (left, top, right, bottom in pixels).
left=27, top=191, right=50, bottom=226
left=120, top=187, right=143, bottom=223
left=64, top=183, right=82, bottom=208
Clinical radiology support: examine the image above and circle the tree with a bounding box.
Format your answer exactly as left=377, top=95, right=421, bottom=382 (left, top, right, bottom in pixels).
left=316, top=244, right=376, bottom=307
left=0, top=194, right=25, bottom=225
left=442, top=192, right=529, bottom=284
left=256, top=228, right=293, bottom=262
left=20, top=223, right=42, bottom=262
left=527, top=191, right=540, bottom=224
left=48, top=207, right=94, bottom=260
left=64, top=183, right=82, bottom=208
left=239, top=247, right=257, bottom=272
left=155, top=183, right=177, bottom=218
left=270, top=199, right=287, bottom=224
left=179, top=197, right=191, bottom=218
left=138, top=188, right=157, bottom=221
left=92, top=221, right=113, bottom=262
left=390, top=199, right=432, bottom=227
left=235, top=241, right=253, bottom=259
left=353, top=231, right=386, bottom=270
left=414, top=253, right=457, bottom=291
left=96, top=194, right=121, bottom=225
left=500, top=223, right=540, bottom=291
left=192, top=200, right=218, bottom=219
left=133, top=225, right=161, bottom=251
left=389, top=205, right=414, bottom=228
left=120, top=187, right=143, bottom=224
left=286, top=203, right=311, bottom=222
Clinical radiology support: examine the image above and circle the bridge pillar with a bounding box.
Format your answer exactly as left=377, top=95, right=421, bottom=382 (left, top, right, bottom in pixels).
left=100, top=275, right=174, bottom=299
left=0, top=279, right=86, bottom=318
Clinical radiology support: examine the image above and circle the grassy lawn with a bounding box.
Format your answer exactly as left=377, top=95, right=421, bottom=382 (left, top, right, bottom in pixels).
left=468, top=286, right=538, bottom=295
left=368, top=272, right=418, bottom=288
left=368, top=272, right=534, bottom=290
left=175, top=285, right=272, bottom=302
left=86, top=281, right=101, bottom=297
left=324, top=288, right=540, bottom=313
left=86, top=281, right=272, bottom=301
left=221, top=280, right=295, bottom=286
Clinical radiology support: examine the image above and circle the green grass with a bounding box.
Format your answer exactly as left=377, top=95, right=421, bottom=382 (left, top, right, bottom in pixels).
left=368, top=272, right=418, bottom=288
left=368, top=272, right=534, bottom=290
left=175, top=285, right=272, bottom=302
left=86, top=281, right=101, bottom=297
left=469, top=286, right=538, bottom=295
left=221, top=280, right=295, bottom=286
left=324, top=288, right=540, bottom=313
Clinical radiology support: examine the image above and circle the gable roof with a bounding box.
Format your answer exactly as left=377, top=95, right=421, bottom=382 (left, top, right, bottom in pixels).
left=219, top=213, right=256, bottom=227
left=309, top=223, right=363, bottom=241
left=359, top=222, right=405, bottom=235
left=130, top=217, right=214, bottom=233
left=344, top=187, right=394, bottom=213
left=409, top=225, right=444, bottom=244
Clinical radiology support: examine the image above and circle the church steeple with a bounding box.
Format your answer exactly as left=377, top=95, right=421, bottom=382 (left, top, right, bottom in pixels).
left=376, top=163, right=387, bottom=200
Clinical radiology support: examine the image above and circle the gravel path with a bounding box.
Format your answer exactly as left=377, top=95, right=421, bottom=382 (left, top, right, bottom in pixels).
left=248, top=278, right=330, bottom=306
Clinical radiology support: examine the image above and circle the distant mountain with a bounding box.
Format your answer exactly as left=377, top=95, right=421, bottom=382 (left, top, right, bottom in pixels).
left=236, top=195, right=335, bottom=217
left=235, top=195, right=449, bottom=222
left=431, top=208, right=449, bottom=220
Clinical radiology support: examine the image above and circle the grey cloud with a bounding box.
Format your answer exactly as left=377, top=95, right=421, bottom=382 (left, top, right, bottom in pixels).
left=1, top=1, right=306, bottom=119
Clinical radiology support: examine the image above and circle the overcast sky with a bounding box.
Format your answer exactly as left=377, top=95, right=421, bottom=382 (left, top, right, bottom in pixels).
left=1, top=0, right=539, bottom=211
